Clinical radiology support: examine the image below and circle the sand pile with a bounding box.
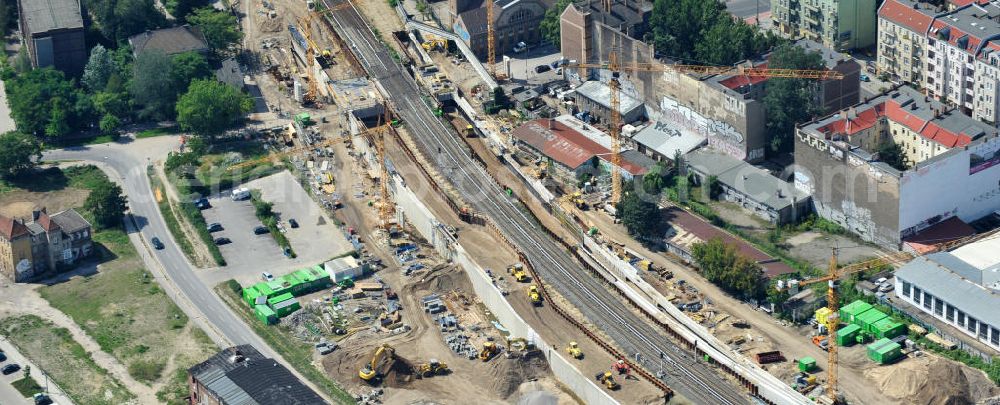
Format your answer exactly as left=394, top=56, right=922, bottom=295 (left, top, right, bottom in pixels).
left=866, top=356, right=978, bottom=405
left=487, top=355, right=550, bottom=399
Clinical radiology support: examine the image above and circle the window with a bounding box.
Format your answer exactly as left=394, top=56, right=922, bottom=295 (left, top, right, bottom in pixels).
left=958, top=311, right=966, bottom=326
left=946, top=305, right=955, bottom=321
left=980, top=323, right=989, bottom=340
left=934, top=299, right=943, bottom=316
left=913, top=287, right=922, bottom=304
left=923, top=292, right=933, bottom=309
left=902, top=281, right=911, bottom=297
left=992, top=328, right=999, bottom=346
left=968, top=317, right=978, bottom=334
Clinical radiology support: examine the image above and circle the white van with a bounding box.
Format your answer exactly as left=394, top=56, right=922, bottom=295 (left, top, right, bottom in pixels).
left=231, top=188, right=251, bottom=201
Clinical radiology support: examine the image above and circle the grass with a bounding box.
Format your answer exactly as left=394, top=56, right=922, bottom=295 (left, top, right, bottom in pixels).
left=42, top=134, right=117, bottom=150
left=215, top=281, right=353, bottom=404
left=136, top=126, right=181, bottom=139
left=250, top=189, right=296, bottom=257
left=148, top=167, right=202, bottom=266
left=11, top=377, right=42, bottom=398
left=0, top=315, right=135, bottom=405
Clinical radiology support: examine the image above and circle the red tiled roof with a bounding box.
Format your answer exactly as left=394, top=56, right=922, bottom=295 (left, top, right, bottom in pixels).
left=885, top=98, right=929, bottom=131
left=36, top=208, right=59, bottom=232
left=879, top=0, right=935, bottom=34
left=817, top=103, right=886, bottom=136
left=931, top=20, right=983, bottom=52
left=919, top=121, right=973, bottom=147
left=718, top=62, right=770, bottom=90
left=0, top=216, right=28, bottom=240
left=513, top=119, right=606, bottom=169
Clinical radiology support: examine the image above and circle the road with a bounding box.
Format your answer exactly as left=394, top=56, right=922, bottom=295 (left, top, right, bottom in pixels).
left=727, top=0, right=769, bottom=19
left=323, top=1, right=748, bottom=403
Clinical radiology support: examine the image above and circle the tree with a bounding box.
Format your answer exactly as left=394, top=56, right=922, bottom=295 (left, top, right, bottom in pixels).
left=648, top=0, right=726, bottom=61
left=100, top=114, right=122, bottom=136
left=616, top=192, right=665, bottom=241
left=540, top=0, right=573, bottom=44
left=188, top=8, right=243, bottom=52
left=642, top=163, right=671, bottom=195
left=694, top=14, right=775, bottom=66
left=5, top=68, right=90, bottom=136
left=85, top=179, right=128, bottom=229
left=763, top=43, right=824, bottom=155
left=877, top=139, right=909, bottom=171
left=93, top=91, right=131, bottom=118
left=166, top=0, right=209, bottom=21
left=82, top=45, right=117, bottom=91
left=0, top=0, right=17, bottom=36
left=691, top=237, right=767, bottom=299
left=170, top=51, right=212, bottom=91
left=84, top=0, right=165, bottom=42
left=130, top=50, right=176, bottom=121
left=0, top=132, right=41, bottom=178
left=176, top=79, right=253, bottom=137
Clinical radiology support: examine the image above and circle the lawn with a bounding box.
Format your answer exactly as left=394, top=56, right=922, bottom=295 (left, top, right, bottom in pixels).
left=147, top=167, right=203, bottom=266
left=216, top=281, right=353, bottom=404
left=136, top=126, right=181, bottom=139
left=0, top=315, right=134, bottom=405
left=10, top=376, right=42, bottom=398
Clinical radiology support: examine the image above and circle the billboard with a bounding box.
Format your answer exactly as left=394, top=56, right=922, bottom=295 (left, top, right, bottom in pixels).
left=969, top=140, right=1000, bottom=175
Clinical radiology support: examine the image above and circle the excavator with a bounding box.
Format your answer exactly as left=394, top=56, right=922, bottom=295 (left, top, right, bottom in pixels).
left=415, top=359, right=449, bottom=378
left=572, top=191, right=587, bottom=210
left=595, top=371, right=620, bottom=390
left=566, top=341, right=583, bottom=359
left=359, top=344, right=394, bottom=383
left=479, top=342, right=499, bottom=362
left=507, top=264, right=527, bottom=282
left=528, top=285, right=542, bottom=306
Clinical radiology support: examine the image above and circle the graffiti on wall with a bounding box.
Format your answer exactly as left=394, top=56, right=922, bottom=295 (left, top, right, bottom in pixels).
left=660, top=97, right=749, bottom=160
left=969, top=139, right=1000, bottom=175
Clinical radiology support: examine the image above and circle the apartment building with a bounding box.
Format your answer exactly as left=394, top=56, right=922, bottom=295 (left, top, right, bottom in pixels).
left=0, top=208, right=92, bottom=282
left=876, top=0, right=940, bottom=85
left=794, top=86, right=999, bottom=247
left=771, top=0, right=877, bottom=50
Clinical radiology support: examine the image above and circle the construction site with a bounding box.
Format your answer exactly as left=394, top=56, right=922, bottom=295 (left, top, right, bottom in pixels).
left=227, top=0, right=1000, bottom=403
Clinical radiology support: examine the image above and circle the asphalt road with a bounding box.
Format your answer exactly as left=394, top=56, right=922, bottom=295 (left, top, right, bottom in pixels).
left=727, top=0, right=770, bottom=19
left=324, top=1, right=748, bottom=403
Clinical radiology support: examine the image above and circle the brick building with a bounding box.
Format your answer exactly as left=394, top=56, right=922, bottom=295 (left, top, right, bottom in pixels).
left=451, top=0, right=552, bottom=60
left=17, top=0, right=87, bottom=74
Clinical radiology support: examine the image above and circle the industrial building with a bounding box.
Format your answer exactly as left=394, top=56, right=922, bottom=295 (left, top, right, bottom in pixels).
left=188, top=345, right=325, bottom=404
left=628, top=115, right=708, bottom=162
left=685, top=149, right=811, bottom=225
left=451, top=0, right=552, bottom=60
left=0, top=208, right=92, bottom=282
left=771, top=0, right=877, bottom=50
left=17, top=0, right=87, bottom=74
left=128, top=25, right=209, bottom=57
left=572, top=80, right=647, bottom=125
left=794, top=86, right=999, bottom=247
left=325, top=256, right=366, bottom=282
left=511, top=115, right=651, bottom=180
left=894, top=235, right=1000, bottom=353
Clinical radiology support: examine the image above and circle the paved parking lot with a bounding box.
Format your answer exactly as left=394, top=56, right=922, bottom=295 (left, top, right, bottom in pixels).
left=200, top=171, right=353, bottom=285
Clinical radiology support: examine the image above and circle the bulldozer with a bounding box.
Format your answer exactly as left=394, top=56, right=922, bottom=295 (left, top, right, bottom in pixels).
left=480, top=341, right=500, bottom=362
left=508, top=264, right=528, bottom=282
left=595, top=371, right=620, bottom=390
left=566, top=341, right=583, bottom=359
left=528, top=285, right=542, bottom=306
left=359, top=344, right=395, bottom=383
left=415, top=359, right=449, bottom=378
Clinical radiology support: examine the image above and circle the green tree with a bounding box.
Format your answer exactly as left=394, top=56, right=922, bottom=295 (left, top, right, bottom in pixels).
left=188, top=7, right=243, bottom=52
left=93, top=91, right=131, bottom=118
left=691, top=237, right=767, bottom=299
left=694, top=14, right=775, bottom=66
left=0, top=132, right=41, bottom=178
left=130, top=50, right=176, bottom=121
left=642, top=162, right=671, bottom=195
left=0, top=0, right=18, bottom=36
left=877, top=140, right=909, bottom=171
left=170, top=51, right=212, bottom=91
left=82, top=44, right=117, bottom=91
left=616, top=192, right=664, bottom=241
left=84, top=0, right=165, bottom=42
left=648, top=0, right=726, bottom=61
left=100, top=114, right=122, bottom=136
left=5, top=68, right=89, bottom=136
left=176, top=79, right=253, bottom=137
left=540, top=0, right=573, bottom=44
left=166, top=0, right=209, bottom=20
left=85, top=179, right=128, bottom=229
left=763, top=43, right=824, bottom=155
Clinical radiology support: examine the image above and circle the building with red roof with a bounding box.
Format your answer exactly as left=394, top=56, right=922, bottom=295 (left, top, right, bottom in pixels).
left=795, top=86, right=1000, bottom=249
left=0, top=207, right=92, bottom=282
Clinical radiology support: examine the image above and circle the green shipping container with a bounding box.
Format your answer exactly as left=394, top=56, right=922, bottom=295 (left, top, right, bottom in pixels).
left=840, top=300, right=874, bottom=324
left=837, top=324, right=862, bottom=346
left=254, top=304, right=277, bottom=325
left=872, top=318, right=906, bottom=339
left=867, top=338, right=901, bottom=364
left=271, top=297, right=301, bottom=317
left=798, top=357, right=816, bottom=372
left=242, top=285, right=261, bottom=307
left=856, top=309, right=888, bottom=334
left=267, top=292, right=295, bottom=306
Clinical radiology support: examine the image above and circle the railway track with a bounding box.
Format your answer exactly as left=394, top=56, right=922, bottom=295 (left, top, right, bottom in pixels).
left=322, top=2, right=749, bottom=403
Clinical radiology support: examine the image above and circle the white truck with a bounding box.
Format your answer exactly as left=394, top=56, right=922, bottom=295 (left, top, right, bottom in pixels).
left=231, top=187, right=251, bottom=201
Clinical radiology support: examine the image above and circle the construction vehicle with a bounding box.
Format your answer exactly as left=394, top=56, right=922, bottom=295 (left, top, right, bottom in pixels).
left=507, top=264, right=527, bottom=282
left=566, top=341, right=583, bottom=359
left=572, top=191, right=587, bottom=210
left=595, top=371, right=620, bottom=390
left=528, top=285, right=542, bottom=306
left=566, top=54, right=843, bottom=204
left=359, top=344, right=394, bottom=383
left=612, top=359, right=631, bottom=376
left=479, top=341, right=499, bottom=362
left=421, top=39, right=447, bottom=52
left=811, top=335, right=829, bottom=351
left=415, top=359, right=449, bottom=378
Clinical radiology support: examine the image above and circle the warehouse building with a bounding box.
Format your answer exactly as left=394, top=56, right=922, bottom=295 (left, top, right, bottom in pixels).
left=188, top=345, right=325, bottom=404
left=794, top=86, right=1000, bottom=248
left=572, top=80, right=647, bottom=126
left=512, top=115, right=650, bottom=180
left=451, top=0, right=552, bottom=60
left=628, top=114, right=708, bottom=163
left=894, top=235, right=1000, bottom=353
left=128, top=25, right=209, bottom=57
left=18, top=0, right=87, bottom=74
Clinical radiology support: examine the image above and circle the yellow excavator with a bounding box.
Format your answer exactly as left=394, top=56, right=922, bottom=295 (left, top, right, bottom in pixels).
left=566, top=341, right=583, bottom=359
left=508, top=264, right=527, bottom=282
left=359, top=344, right=394, bottom=383
left=415, top=359, right=449, bottom=378
left=595, top=371, right=620, bottom=390
left=479, top=342, right=499, bottom=362
left=528, top=285, right=542, bottom=306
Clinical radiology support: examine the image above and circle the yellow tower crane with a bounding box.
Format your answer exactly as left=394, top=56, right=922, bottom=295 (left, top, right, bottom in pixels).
left=298, top=1, right=353, bottom=103
left=564, top=58, right=844, bottom=204
left=486, top=0, right=495, bottom=77
left=375, top=114, right=395, bottom=230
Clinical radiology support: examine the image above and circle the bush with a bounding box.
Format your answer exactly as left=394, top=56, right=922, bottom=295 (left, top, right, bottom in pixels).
left=226, top=279, right=242, bottom=295
left=128, top=359, right=165, bottom=383
left=250, top=190, right=295, bottom=257
left=178, top=201, right=226, bottom=266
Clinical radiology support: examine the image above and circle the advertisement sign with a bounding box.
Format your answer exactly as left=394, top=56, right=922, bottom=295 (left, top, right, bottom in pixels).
left=969, top=140, right=1000, bottom=175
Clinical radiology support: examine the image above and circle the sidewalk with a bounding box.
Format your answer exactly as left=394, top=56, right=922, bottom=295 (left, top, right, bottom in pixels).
left=0, top=337, right=75, bottom=405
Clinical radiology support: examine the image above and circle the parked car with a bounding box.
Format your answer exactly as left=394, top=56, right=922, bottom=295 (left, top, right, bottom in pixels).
left=875, top=277, right=887, bottom=285
left=207, top=222, right=224, bottom=232
left=534, top=65, right=551, bottom=74
left=0, top=352, right=6, bottom=362
left=151, top=237, right=165, bottom=250
left=254, top=225, right=270, bottom=235
left=193, top=197, right=211, bottom=209
left=262, top=271, right=275, bottom=282
left=33, top=393, right=53, bottom=405
left=2, top=363, right=20, bottom=374
left=512, top=41, right=527, bottom=53
left=214, top=237, right=232, bottom=246
left=878, top=283, right=893, bottom=293
left=860, top=74, right=870, bottom=82
left=288, top=219, right=299, bottom=228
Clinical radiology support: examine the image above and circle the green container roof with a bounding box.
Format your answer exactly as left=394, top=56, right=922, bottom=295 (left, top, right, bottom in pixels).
left=874, top=341, right=901, bottom=355
left=838, top=324, right=861, bottom=335
left=872, top=317, right=900, bottom=330
left=840, top=300, right=873, bottom=317
left=867, top=337, right=894, bottom=351
left=856, top=309, right=888, bottom=324
left=267, top=292, right=295, bottom=305
left=252, top=282, right=274, bottom=295
left=254, top=304, right=276, bottom=316
left=799, top=357, right=816, bottom=364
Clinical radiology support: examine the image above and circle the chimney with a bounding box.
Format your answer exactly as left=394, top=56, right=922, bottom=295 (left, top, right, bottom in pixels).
left=31, top=209, right=40, bottom=221
left=777, top=189, right=784, bottom=198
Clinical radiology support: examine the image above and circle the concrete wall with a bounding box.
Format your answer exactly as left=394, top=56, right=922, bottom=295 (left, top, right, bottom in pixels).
left=27, top=29, right=87, bottom=75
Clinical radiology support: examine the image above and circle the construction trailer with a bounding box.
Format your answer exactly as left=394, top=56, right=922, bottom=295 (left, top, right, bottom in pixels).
left=325, top=256, right=366, bottom=282
left=272, top=297, right=302, bottom=317
left=836, top=324, right=861, bottom=346
left=855, top=308, right=889, bottom=335
left=839, top=300, right=873, bottom=324
left=871, top=318, right=906, bottom=340
left=255, top=304, right=278, bottom=325
left=867, top=338, right=902, bottom=364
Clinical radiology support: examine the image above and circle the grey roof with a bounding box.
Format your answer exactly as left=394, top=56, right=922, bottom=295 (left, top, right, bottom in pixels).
left=896, top=254, right=1000, bottom=329
left=571, top=0, right=651, bottom=31
left=575, top=81, right=645, bottom=116
left=129, top=26, right=209, bottom=56
left=18, top=0, right=83, bottom=34
left=620, top=150, right=656, bottom=170
left=631, top=118, right=707, bottom=159
left=686, top=149, right=809, bottom=210
left=795, top=39, right=850, bottom=69
left=216, top=58, right=244, bottom=89
left=26, top=223, right=44, bottom=236
left=50, top=209, right=89, bottom=233
left=458, top=7, right=489, bottom=36
left=189, top=345, right=325, bottom=405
